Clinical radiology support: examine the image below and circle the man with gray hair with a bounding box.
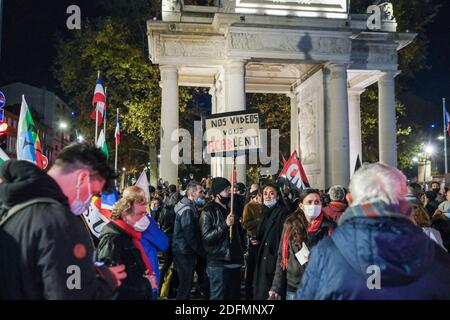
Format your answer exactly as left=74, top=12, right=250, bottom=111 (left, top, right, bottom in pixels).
left=297, top=163, right=450, bottom=299
left=323, top=185, right=347, bottom=223
left=172, top=181, right=206, bottom=299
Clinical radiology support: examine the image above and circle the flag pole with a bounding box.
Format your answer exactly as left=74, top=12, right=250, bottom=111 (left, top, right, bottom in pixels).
left=229, top=151, right=236, bottom=243
left=115, top=108, right=119, bottom=172
left=444, top=98, right=448, bottom=174
left=95, top=71, right=100, bottom=144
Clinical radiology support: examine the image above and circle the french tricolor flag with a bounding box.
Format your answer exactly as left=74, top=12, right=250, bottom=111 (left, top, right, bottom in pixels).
left=115, top=112, right=120, bottom=146
left=445, top=109, right=450, bottom=136
left=90, top=77, right=106, bottom=126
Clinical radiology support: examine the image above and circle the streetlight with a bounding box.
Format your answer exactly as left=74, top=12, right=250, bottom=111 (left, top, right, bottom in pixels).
left=424, top=145, right=434, bottom=155
left=77, top=135, right=84, bottom=143
left=59, top=122, right=68, bottom=130
left=412, top=156, right=419, bottom=163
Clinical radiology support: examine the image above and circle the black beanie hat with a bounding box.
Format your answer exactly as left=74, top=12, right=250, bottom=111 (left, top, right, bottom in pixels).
left=211, top=177, right=231, bottom=196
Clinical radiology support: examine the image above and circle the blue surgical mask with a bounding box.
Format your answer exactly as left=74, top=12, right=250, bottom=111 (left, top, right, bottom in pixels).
left=70, top=174, right=92, bottom=216
left=195, top=198, right=205, bottom=206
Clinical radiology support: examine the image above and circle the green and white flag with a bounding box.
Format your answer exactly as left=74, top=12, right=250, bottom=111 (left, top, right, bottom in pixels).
left=0, top=147, right=10, bottom=164
left=96, top=129, right=109, bottom=159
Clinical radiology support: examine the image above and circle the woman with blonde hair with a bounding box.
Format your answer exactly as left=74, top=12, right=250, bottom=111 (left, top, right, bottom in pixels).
left=96, top=190, right=157, bottom=299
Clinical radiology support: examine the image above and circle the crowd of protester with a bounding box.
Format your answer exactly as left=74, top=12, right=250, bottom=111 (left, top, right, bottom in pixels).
left=0, top=143, right=449, bottom=300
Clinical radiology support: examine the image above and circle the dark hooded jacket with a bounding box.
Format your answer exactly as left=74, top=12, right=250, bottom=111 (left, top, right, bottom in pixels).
left=253, top=201, right=290, bottom=300
left=0, top=160, right=116, bottom=300
left=172, top=197, right=204, bottom=256
left=297, top=208, right=450, bottom=300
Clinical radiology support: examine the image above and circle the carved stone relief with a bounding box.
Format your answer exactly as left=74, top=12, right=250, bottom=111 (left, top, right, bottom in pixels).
left=162, top=38, right=226, bottom=58
left=229, top=32, right=351, bottom=56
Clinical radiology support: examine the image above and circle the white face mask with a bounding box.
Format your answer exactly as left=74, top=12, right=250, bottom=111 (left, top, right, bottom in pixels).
left=264, top=199, right=277, bottom=208
left=133, top=215, right=150, bottom=232
left=303, top=205, right=322, bottom=219
left=70, top=174, right=92, bottom=216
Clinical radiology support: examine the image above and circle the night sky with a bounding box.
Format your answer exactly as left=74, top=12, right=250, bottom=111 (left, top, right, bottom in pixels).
left=1, top=0, right=449, bottom=134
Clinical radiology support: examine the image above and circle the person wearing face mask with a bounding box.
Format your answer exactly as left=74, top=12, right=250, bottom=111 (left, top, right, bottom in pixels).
left=268, top=188, right=335, bottom=300
left=430, top=181, right=445, bottom=203
left=121, top=187, right=169, bottom=298
left=253, top=183, right=290, bottom=300
left=200, top=177, right=244, bottom=300
left=172, top=181, right=206, bottom=299
left=96, top=192, right=157, bottom=300
left=297, top=163, right=450, bottom=300
left=0, top=143, right=125, bottom=300
left=150, top=197, right=162, bottom=223
left=298, top=188, right=335, bottom=248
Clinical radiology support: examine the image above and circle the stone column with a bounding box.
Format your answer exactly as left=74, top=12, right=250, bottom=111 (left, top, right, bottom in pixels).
left=209, top=87, right=218, bottom=177
left=225, top=60, right=247, bottom=184
left=159, top=65, right=179, bottom=184
left=324, top=63, right=350, bottom=187
left=288, top=91, right=299, bottom=156
left=348, top=88, right=364, bottom=176
left=378, top=71, right=397, bottom=167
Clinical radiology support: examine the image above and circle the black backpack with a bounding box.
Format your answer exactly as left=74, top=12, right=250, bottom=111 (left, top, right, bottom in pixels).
left=159, top=203, right=176, bottom=235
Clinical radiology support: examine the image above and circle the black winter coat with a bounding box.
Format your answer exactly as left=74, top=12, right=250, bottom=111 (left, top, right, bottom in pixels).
left=200, top=201, right=244, bottom=266
left=253, top=201, right=290, bottom=300
left=0, top=160, right=116, bottom=300
left=96, top=222, right=152, bottom=300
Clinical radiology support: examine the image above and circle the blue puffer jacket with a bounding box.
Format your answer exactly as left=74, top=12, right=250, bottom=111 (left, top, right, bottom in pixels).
left=140, top=215, right=169, bottom=289
left=297, top=216, right=450, bottom=299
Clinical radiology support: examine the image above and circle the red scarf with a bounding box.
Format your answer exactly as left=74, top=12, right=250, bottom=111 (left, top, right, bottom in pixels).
left=281, top=229, right=290, bottom=271
left=307, top=212, right=332, bottom=236
left=112, top=219, right=157, bottom=289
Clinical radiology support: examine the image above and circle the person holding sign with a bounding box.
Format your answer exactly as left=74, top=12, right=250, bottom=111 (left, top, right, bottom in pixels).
left=200, top=177, right=244, bottom=300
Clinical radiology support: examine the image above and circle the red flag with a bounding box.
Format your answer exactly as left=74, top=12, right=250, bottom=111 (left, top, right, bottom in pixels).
left=91, top=77, right=106, bottom=126
left=90, top=109, right=104, bottom=126
left=34, top=136, right=48, bottom=170
left=278, top=150, right=310, bottom=191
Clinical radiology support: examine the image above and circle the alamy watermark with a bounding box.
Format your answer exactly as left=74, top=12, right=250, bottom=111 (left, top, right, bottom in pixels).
left=66, top=265, right=81, bottom=290
left=66, top=5, right=81, bottom=30
left=366, top=265, right=381, bottom=290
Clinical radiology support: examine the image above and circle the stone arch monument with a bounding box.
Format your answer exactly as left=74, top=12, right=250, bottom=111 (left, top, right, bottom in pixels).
left=147, top=0, right=415, bottom=188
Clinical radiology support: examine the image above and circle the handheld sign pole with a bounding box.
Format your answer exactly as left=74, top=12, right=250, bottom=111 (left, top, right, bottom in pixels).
left=229, top=150, right=236, bottom=243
